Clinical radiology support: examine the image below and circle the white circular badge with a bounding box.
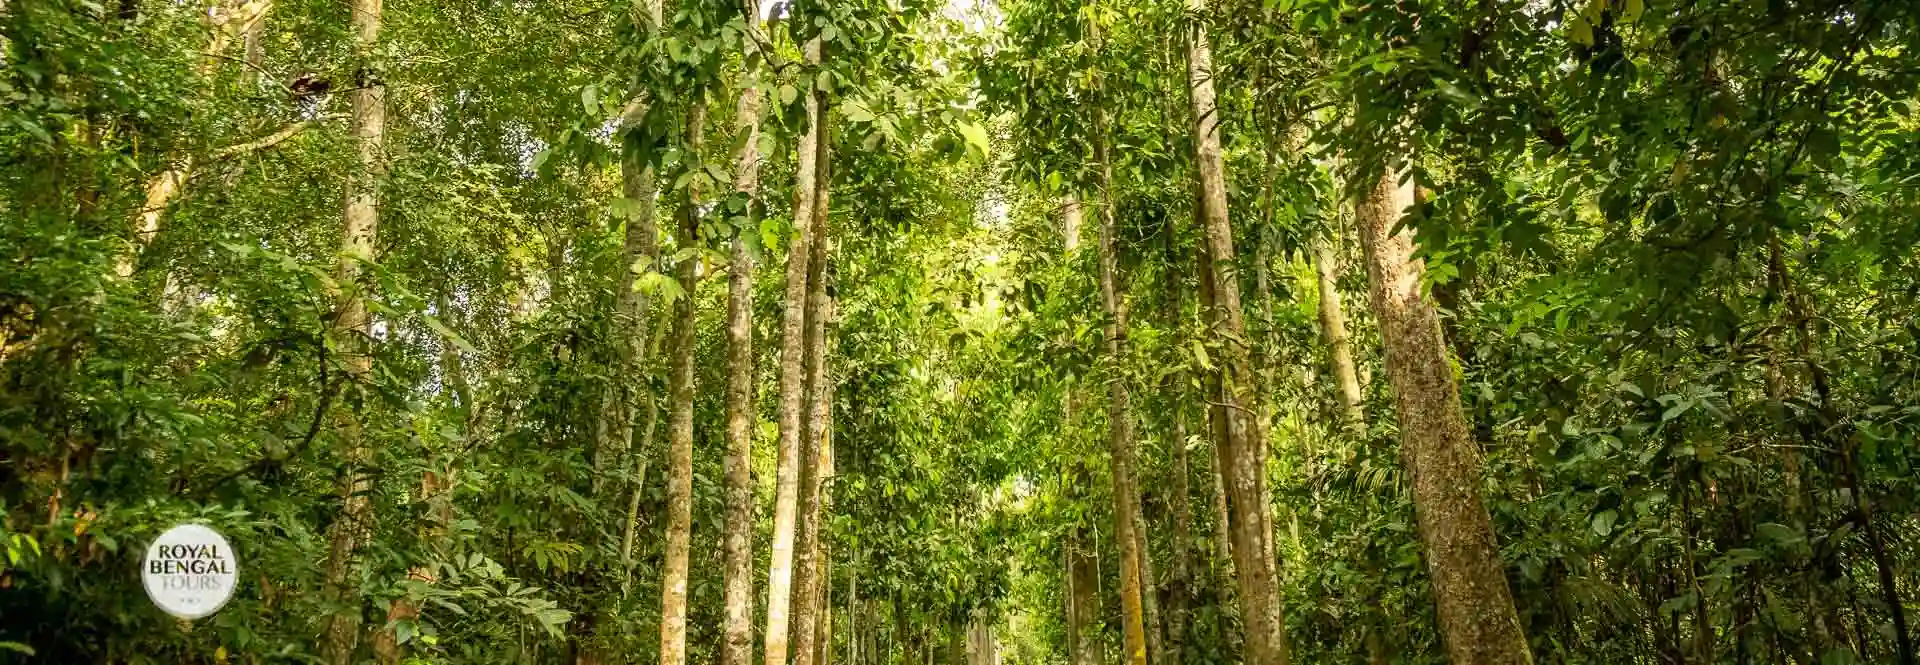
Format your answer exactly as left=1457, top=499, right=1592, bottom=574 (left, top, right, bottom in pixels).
left=140, top=523, right=238, bottom=619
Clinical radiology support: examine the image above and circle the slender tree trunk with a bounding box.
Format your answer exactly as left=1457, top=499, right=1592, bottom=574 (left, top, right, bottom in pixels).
left=1163, top=214, right=1193, bottom=665
left=322, top=0, right=384, bottom=661
left=1352, top=166, right=1531, bottom=665
left=1066, top=466, right=1105, bottom=665
left=621, top=405, right=657, bottom=588
left=722, top=75, right=765, bottom=665
left=792, top=78, right=835, bottom=665
left=766, top=35, right=826, bottom=665
left=595, top=0, right=666, bottom=498
left=658, top=102, right=706, bottom=665
left=815, top=414, right=838, bottom=665
left=240, top=0, right=268, bottom=84
left=1312, top=235, right=1363, bottom=423
left=1183, top=4, right=1288, bottom=662
left=1195, top=236, right=1241, bottom=658
left=1090, top=98, right=1151, bottom=665
left=118, top=0, right=296, bottom=280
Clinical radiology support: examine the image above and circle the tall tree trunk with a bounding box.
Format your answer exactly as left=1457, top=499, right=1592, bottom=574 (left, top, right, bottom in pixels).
left=1183, top=3, right=1288, bottom=662
left=595, top=0, right=666, bottom=498
left=721, top=75, right=764, bottom=665
left=1195, top=235, right=1241, bottom=659
left=658, top=102, right=707, bottom=665
left=322, top=0, right=384, bottom=660
left=766, top=34, right=826, bottom=665
left=1352, top=166, right=1531, bottom=665
left=792, top=101, right=835, bottom=665
left=1138, top=508, right=1164, bottom=664
left=1312, top=235, right=1363, bottom=423
left=1066, top=466, right=1106, bottom=665
left=1089, top=43, right=1151, bottom=665
left=1163, top=214, right=1193, bottom=665
left=815, top=417, right=838, bottom=665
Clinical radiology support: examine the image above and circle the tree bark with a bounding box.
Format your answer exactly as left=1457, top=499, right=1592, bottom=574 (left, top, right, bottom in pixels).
left=658, top=102, right=707, bottom=665
left=722, top=75, right=764, bottom=665
left=117, top=0, right=300, bottom=281
left=815, top=415, right=838, bottom=665
left=1090, top=95, right=1151, bottom=665
left=766, top=34, right=825, bottom=665
left=1163, top=213, right=1193, bottom=665
left=792, top=95, right=835, bottom=665
left=1065, top=466, right=1105, bottom=665
left=321, top=0, right=384, bottom=661
left=595, top=0, right=666, bottom=499
left=1312, top=235, right=1364, bottom=423
left=1183, top=3, right=1288, bottom=662
left=1060, top=194, right=1083, bottom=254
left=1353, top=166, right=1531, bottom=665
left=1195, top=234, right=1241, bottom=659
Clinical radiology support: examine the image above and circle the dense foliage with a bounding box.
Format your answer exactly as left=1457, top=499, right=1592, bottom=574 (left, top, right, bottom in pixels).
left=3, top=0, right=1918, bottom=664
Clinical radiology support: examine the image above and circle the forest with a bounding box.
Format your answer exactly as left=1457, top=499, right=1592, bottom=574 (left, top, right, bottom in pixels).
left=3, top=0, right=1920, bottom=663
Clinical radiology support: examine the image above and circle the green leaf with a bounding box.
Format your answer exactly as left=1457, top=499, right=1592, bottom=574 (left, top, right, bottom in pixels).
left=423, top=316, right=478, bottom=354
left=957, top=121, right=991, bottom=161
left=843, top=98, right=876, bottom=123
left=1590, top=509, right=1617, bottom=537
left=580, top=85, right=600, bottom=116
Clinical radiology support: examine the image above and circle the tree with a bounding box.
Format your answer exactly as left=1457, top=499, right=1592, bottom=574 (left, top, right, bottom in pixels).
left=1352, top=165, right=1529, bottom=665
left=766, top=32, right=828, bottom=665
left=321, top=0, right=386, bottom=660
left=721, top=52, right=765, bottom=665
left=658, top=100, right=706, bottom=665
left=1089, top=37, right=1151, bottom=665
left=1181, top=0, right=1290, bottom=661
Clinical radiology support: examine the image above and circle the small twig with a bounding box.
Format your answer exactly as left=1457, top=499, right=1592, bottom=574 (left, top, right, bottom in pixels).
left=1205, top=399, right=1260, bottom=417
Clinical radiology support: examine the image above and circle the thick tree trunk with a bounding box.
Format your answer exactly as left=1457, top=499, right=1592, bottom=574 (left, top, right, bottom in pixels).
left=1138, top=509, right=1164, bottom=664
left=1353, top=166, right=1531, bottom=665
left=1184, top=5, right=1288, bottom=663
left=322, top=0, right=384, bottom=661
left=595, top=100, right=663, bottom=498
left=658, top=102, right=707, bottom=665
left=1060, top=194, right=1083, bottom=254
left=966, top=612, right=997, bottom=665
left=766, top=35, right=826, bottom=665
left=722, top=77, right=764, bottom=665
left=793, top=101, right=835, bottom=665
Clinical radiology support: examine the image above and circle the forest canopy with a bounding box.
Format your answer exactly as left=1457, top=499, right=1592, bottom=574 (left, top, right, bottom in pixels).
left=3, top=0, right=1920, bottom=664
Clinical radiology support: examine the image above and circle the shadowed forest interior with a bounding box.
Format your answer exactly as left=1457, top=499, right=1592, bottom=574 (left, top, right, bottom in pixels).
left=4, top=0, right=1920, bottom=663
